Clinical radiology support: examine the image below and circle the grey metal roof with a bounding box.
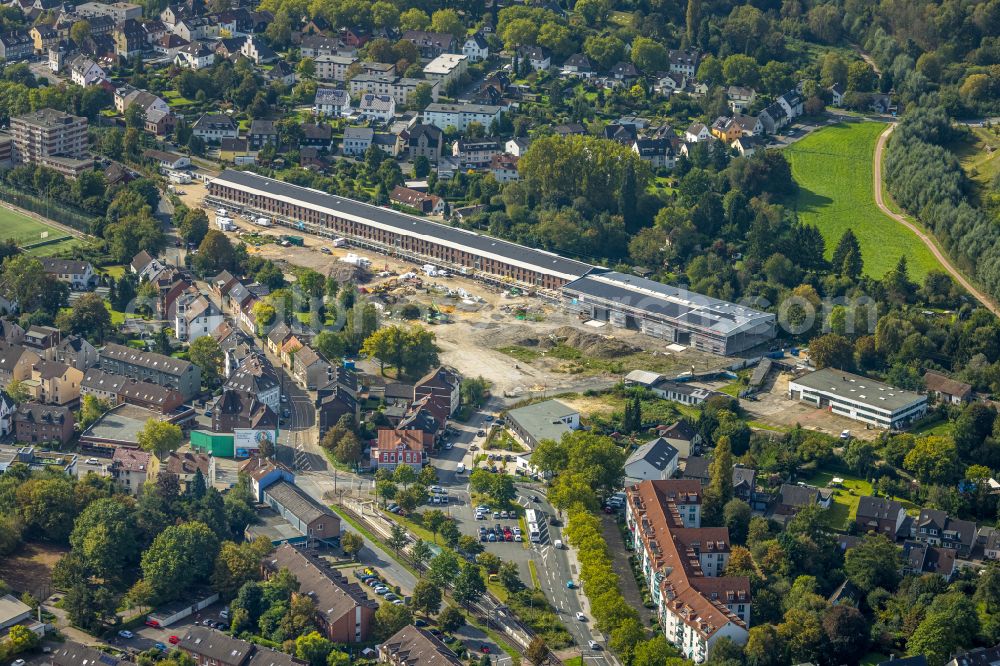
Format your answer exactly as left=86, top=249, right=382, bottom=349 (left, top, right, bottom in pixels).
left=210, top=170, right=594, bottom=280
left=563, top=271, right=775, bottom=337
left=626, top=437, right=678, bottom=471
left=506, top=399, right=577, bottom=444
left=789, top=368, right=926, bottom=412
left=264, top=479, right=335, bottom=525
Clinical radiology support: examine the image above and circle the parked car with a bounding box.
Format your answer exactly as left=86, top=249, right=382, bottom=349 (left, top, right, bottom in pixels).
left=477, top=430, right=487, bottom=437
left=576, top=612, right=586, bottom=621
left=169, top=636, right=180, bottom=644
left=118, top=630, right=134, bottom=639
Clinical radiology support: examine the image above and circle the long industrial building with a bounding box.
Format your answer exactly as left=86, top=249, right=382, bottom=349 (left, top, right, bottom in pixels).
left=206, top=170, right=776, bottom=355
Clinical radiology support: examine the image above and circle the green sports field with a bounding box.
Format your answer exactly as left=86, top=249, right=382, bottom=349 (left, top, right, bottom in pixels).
left=0, top=207, right=85, bottom=256
left=784, top=121, right=942, bottom=279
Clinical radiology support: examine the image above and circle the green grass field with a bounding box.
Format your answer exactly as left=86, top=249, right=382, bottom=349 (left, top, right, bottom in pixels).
left=801, top=468, right=918, bottom=531
left=784, top=122, right=942, bottom=279
left=0, top=207, right=85, bottom=256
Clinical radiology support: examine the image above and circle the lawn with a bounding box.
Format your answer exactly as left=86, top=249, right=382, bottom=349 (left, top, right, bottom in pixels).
left=800, top=468, right=918, bottom=531
left=784, top=121, right=941, bottom=279
left=0, top=207, right=86, bottom=256
left=952, top=125, right=1000, bottom=200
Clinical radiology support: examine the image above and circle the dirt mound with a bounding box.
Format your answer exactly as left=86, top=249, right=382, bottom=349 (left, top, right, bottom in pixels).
left=550, top=326, right=639, bottom=358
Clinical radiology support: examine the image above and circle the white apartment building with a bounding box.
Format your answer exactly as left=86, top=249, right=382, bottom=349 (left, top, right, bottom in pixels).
left=788, top=368, right=927, bottom=429
left=421, top=103, right=502, bottom=132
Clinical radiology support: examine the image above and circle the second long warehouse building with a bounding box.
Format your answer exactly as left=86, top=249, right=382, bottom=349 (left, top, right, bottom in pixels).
left=207, top=170, right=775, bottom=355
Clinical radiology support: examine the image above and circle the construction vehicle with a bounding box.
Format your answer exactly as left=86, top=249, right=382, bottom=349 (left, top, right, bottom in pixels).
left=282, top=235, right=304, bottom=246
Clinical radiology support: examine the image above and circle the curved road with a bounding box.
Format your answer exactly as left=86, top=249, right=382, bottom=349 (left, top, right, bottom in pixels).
left=873, top=123, right=1000, bottom=316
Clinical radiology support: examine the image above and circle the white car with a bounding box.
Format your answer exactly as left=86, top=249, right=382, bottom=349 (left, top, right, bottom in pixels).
left=86, top=457, right=99, bottom=464
left=576, top=612, right=586, bottom=621
left=588, top=641, right=600, bottom=650
left=118, top=630, right=134, bottom=639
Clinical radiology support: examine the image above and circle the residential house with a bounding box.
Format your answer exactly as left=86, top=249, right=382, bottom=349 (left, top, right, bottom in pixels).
left=390, top=186, right=444, bottom=214
left=212, top=388, right=277, bottom=433
left=177, top=626, right=253, bottom=666
left=947, top=647, right=1000, bottom=666
left=726, top=86, right=756, bottom=113
left=561, top=53, right=593, bottom=78
left=379, top=626, right=463, bottom=666
left=263, top=545, right=376, bottom=641
left=777, top=89, right=804, bottom=118
left=902, top=541, right=957, bottom=580
left=0, top=343, right=40, bottom=386
left=314, top=87, right=350, bottom=117
left=301, top=123, right=332, bottom=149
left=143, top=149, right=190, bottom=171
left=624, top=437, right=680, bottom=484
left=98, top=342, right=201, bottom=400
left=265, top=60, right=295, bottom=86
left=710, top=114, right=761, bottom=142
left=299, top=34, right=348, bottom=58
left=912, top=509, right=976, bottom=557
left=22, top=325, right=61, bottom=355
left=452, top=137, right=500, bottom=168
left=731, top=135, right=764, bottom=157
left=219, top=138, right=254, bottom=165
left=609, top=61, right=640, bottom=83
left=29, top=24, right=58, bottom=54
left=316, top=368, right=358, bottom=435
left=414, top=366, right=460, bottom=416
left=13, top=403, right=73, bottom=444
left=348, top=74, right=439, bottom=106
left=342, top=127, right=373, bottom=156
left=732, top=465, right=757, bottom=503
left=774, top=483, right=831, bottom=525
left=290, top=345, right=331, bottom=391
left=758, top=102, right=789, bottom=134
left=28, top=359, right=83, bottom=405
left=490, top=153, right=519, bottom=183
left=174, top=41, right=214, bottom=69
left=0, top=32, right=34, bottom=62
left=626, top=479, right=749, bottom=660
left=923, top=370, right=973, bottom=404
left=68, top=54, right=104, bottom=86
left=504, top=137, right=529, bottom=156
left=517, top=45, right=550, bottom=71
left=653, top=71, right=685, bottom=95
left=112, top=18, right=144, bottom=57
left=668, top=49, right=701, bottom=77
left=39, top=258, right=94, bottom=289
left=685, top=122, right=711, bottom=143
left=462, top=33, right=488, bottom=62
left=162, top=450, right=212, bottom=492
left=421, top=103, right=502, bottom=132
left=110, top=447, right=157, bottom=495
left=401, top=123, right=443, bottom=162
left=357, top=93, right=395, bottom=123
left=400, top=30, right=454, bottom=58
left=240, top=35, right=275, bottom=63
left=0, top=391, right=14, bottom=436
left=423, top=53, right=468, bottom=87
left=632, top=137, right=675, bottom=168
left=855, top=496, right=911, bottom=540
left=214, top=35, right=245, bottom=59
left=174, top=291, right=224, bottom=341
left=829, top=82, right=845, bottom=106
left=371, top=428, right=429, bottom=471
left=192, top=113, right=238, bottom=141
left=248, top=119, right=278, bottom=150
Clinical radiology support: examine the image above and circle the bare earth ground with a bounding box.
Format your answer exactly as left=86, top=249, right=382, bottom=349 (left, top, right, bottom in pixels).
left=0, top=541, right=69, bottom=599
left=183, top=185, right=730, bottom=401
left=744, top=373, right=881, bottom=440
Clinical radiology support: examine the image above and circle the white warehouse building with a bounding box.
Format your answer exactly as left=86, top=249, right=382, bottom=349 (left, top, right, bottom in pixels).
left=787, top=368, right=927, bottom=429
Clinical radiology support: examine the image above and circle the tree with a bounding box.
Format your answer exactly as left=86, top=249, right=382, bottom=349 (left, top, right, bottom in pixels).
left=844, top=534, right=900, bottom=593
left=823, top=605, right=869, bottom=664
left=460, top=376, right=491, bottom=408
left=194, top=230, right=236, bottom=276
left=526, top=637, right=549, bottom=665
left=341, top=531, right=363, bottom=560
left=179, top=208, right=209, bottom=246
left=411, top=579, right=442, bottom=616
left=685, top=0, right=700, bottom=43
left=723, top=54, right=760, bottom=86
left=428, top=550, right=460, bottom=589
left=703, top=436, right=734, bottom=525
left=61, top=293, right=111, bottom=341
left=137, top=419, right=183, bottom=458
left=189, top=335, right=224, bottom=386
left=16, top=477, right=77, bottom=542
left=498, top=561, right=521, bottom=591
left=374, top=601, right=413, bottom=640
left=5, top=378, right=29, bottom=404
left=904, top=436, right=962, bottom=485
left=439, top=519, right=460, bottom=548
left=809, top=333, right=855, bottom=370
left=430, top=8, right=464, bottom=40
left=333, top=433, right=362, bottom=466
left=908, top=593, right=980, bottom=666
left=68, top=497, right=139, bottom=581
left=411, top=539, right=431, bottom=570
left=212, top=539, right=271, bottom=599
left=139, top=521, right=220, bottom=603
left=296, top=632, right=333, bottom=666
left=723, top=499, right=752, bottom=544
left=439, top=605, right=465, bottom=633
left=583, top=34, right=625, bottom=71
left=630, top=37, right=667, bottom=72
left=388, top=522, right=408, bottom=553
left=745, top=624, right=786, bottom=666
left=399, top=7, right=430, bottom=31
left=424, top=509, right=447, bottom=542
left=453, top=562, right=485, bottom=607
left=327, top=650, right=350, bottom=666
left=831, top=229, right=861, bottom=275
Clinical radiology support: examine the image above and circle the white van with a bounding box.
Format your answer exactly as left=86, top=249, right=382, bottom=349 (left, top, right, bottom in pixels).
left=554, top=539, right=563, bottom=549
left=456, top=463, right=465, bottom=473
